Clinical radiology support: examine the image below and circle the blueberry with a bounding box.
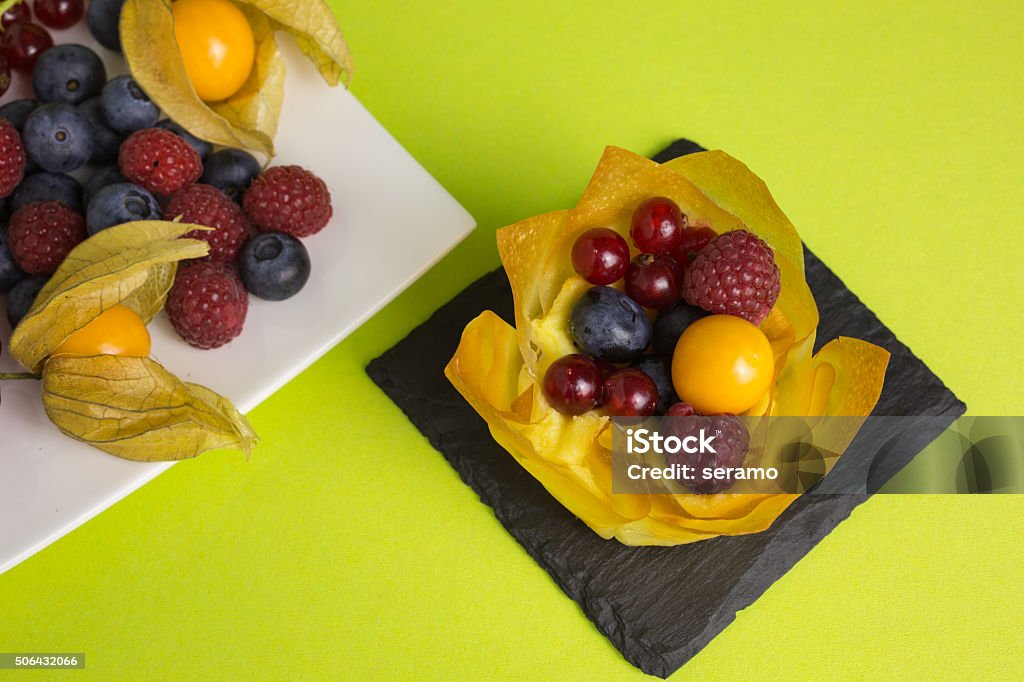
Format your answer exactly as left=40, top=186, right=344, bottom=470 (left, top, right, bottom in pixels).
left=201, top=148, right=261, bottom=202
left=31, top=44, right=106, bottom=105
left=22, top=103, right=94, bottom=173
left=77, top=97, right=123, bottom=164
left=652, top=301, right=707, bottom=356
left=100, top=75, right=159, bottom=134
left=631, top=355, right=677, bottom=415
left=0, top=230, right=26, bottom=293
left=6, top=275, right=48, bottom=327
left=239, top=232, right=311, bottom=301
left=83, top=164, right=125, bottom=205
left=568, top=286, right=652, bottom=363
left=87, top=0, right=126, bottom=52
left=86, top=182, right=160, bottom=235
left=156, top=119, right=212, bottom=160
left=0, top=99, right=39, bottom=131
left=12, top=172, right=83, bottom=213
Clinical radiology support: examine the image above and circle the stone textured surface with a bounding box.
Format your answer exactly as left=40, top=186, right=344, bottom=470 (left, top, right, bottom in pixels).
left=366, top=141, right=966, bottom=677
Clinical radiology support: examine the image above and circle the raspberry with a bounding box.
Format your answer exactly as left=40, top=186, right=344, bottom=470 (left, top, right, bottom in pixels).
left=665, top=414, right=749, bottom=494
left=7, top=201, right=86, bottom=275
left=681, top=229, right=780, bottom=325
left=665, top=401, right=696, bottom=417
left=165, top=261, right=248, bottom=350
left=165, top=184, right=251, bottom=263
left=0, top=117, right=26, bottom=197
left=243, top=165, right=332, bottom=237
left=118, top=128, right=202, bottom=195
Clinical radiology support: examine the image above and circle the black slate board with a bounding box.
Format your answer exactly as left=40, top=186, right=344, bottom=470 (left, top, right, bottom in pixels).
left=366, top=140, right=966, bottom=678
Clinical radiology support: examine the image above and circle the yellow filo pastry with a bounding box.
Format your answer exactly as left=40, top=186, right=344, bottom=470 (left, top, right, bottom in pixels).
left=446, top=147, right=889, bottom=546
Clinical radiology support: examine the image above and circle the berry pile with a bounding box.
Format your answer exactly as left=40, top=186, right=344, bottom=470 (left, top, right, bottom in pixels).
left=544, top=195, right=781, bottom=428
left=0, top=28, right=334, bottom=351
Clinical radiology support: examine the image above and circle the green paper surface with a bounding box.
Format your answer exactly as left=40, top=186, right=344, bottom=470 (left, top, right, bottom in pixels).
left=1, top=1, right=1022, bottom=679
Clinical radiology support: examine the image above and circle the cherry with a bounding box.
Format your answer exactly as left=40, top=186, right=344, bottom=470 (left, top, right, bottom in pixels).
left=624, top=254, right=682, bottom=309
left=0, top=22, right=53, bottom=72
left=571, top=227, right=629, bottom=285
left=0, top=54, right=10, bottom=98
left=670, top=226, right=717, bottom=269
left=630, top=197, right=685, bottom=253
left=543, top=354, right=602, bottom=415
left=0, top=3, right=30, bottom=29
left=665, top=401, right=696, bottom=417
left=34, top=0, right=84, bottom=29
left=602, top=369, right=658, bottom=417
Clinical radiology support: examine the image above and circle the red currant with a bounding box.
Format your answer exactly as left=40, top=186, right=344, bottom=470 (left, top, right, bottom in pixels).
left=669, top=226, right=717, bottom=270
left=1, top=3, right=30, bottom=28
left=602, top=369, right=658, bottom=417
left=0, top=54, right=10, bottom=98
left=624, top=254, right=682, bottom=309
left=33, top=0, right=84, bottom=29
left=0, top=22, right=53, bottom=72
left=630, top=197, right=685, bottom=253
left=593, top=359, right=619, bottom=380
left=543, top=354, right=602, bottom=415
left=665, top=401, right=695, bottom=417
left=571, top=227, right=629, bottom=285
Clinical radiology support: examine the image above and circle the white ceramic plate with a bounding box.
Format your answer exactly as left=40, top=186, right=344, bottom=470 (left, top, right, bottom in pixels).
left=0, top=24, right=475, bottom=576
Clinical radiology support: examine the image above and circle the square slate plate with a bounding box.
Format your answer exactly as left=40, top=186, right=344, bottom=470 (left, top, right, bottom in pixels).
left=366, top=140, right=965, bottom=677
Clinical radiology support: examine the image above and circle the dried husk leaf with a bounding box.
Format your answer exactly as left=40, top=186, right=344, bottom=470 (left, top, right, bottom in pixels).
left=238, top=0, right=352, bottom=85
left=207, top=5, right=286, bottom=146
left=9, top=220, right=209, bottom=372
left=121, top=0, right=277, bottom=156
left=447, top=147, right=889, bottom=546
left=121, top=0, right=351, bottom=158
left=42, top=356, right=257, bottom=461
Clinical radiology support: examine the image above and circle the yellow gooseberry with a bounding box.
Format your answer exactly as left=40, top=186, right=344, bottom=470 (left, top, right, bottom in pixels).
left=172, top=0, right=255, bottom=102
left=671, top=314, right=773, bottom=415
left=51, top=304, right=152, bottom=358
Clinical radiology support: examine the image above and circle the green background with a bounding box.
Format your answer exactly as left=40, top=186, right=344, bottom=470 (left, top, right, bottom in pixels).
left=2, top=1, right=1023, bottom=679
